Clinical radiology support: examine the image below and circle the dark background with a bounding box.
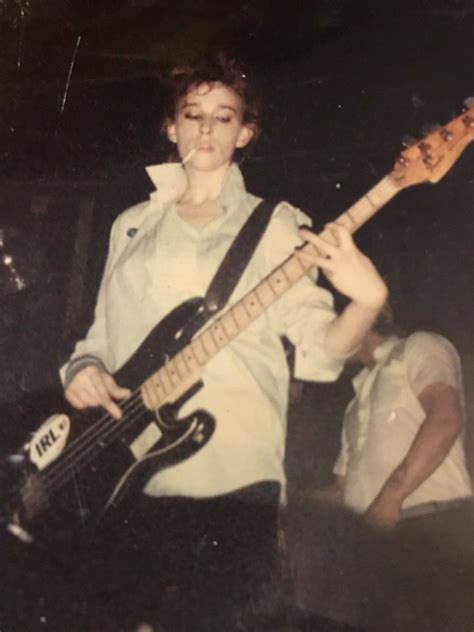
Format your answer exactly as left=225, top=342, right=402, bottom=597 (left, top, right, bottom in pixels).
left=1, top=0, right=473, bottom=485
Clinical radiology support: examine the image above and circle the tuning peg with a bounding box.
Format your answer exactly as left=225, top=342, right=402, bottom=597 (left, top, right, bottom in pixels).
left=420, top=122, right=441, bottom=136
left=464, top=96, right=474, bottom=109
left=401, top=135, right=417, bottom=148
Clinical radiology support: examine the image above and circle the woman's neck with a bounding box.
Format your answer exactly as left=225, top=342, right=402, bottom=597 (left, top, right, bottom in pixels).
left=180, top=162, right=231, bottom=206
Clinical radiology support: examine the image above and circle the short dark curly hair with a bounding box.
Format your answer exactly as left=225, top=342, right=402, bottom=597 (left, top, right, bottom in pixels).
left=160, top=52, right=261, bottom=145
left=372, top=302, right=405, bottom=337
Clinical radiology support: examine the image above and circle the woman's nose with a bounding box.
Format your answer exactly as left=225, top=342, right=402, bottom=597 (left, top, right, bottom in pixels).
left=199, top=116, right=213, bottom=134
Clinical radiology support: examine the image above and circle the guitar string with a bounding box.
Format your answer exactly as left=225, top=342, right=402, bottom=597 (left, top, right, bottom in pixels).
left=33, top=347, right=212, bottom=496
left=18, top=148, right=207, bottom=500
left=40, top=392, right=146, bottom=482
left=3, top=402, right=134, bottom=514
left=17, top=244, right=336, bottom=508
left=14, top=208, right=393, bottom=513
left=39, top=406, right=153, bottom=499
left=23, top=255, right=303, bottom=502
left=19, top=335, right=218, bottom=507
left=36, top=141, right=254, bottom=491
left=15, top=243, right=335, bottom=510
left=15, top=386, right=157, bottom=507
left=10, top=392, right=144, bottom=508
left=16, top=275, right=288, bottom=507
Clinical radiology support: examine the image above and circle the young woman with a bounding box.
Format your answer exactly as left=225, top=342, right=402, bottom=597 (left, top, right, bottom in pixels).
left=61, top=56, right=387, bottom=631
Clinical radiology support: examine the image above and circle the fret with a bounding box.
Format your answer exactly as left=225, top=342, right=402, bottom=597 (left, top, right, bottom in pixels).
left=243, top=291, right=264, bottom=317
left=140, top=381, right=148, bottom=408
left=210, top=321, right=229, bottom=347
left=141, top=380, right=154, bottom=408
left=267, top=269, right=290, bottom=295
left=174, top=351, right=189, bottom=378
left=160, top=365, right=173, bottom=393
left=278, top=263, right=292, bottom=285
left=282, top=255, right=306, bottom=282
left=149, top=376, right=164, bottom=407
left=229, top=306, right=241, bottom=331
left=142, top=372, right=166, bottom=410
left=201, top=329, right=219, bottom=356
left=335, top=210, right=358, bottom=231
left=232, top=302, right=252, bottom=328
left=191, top=338, right=208, bottom=365
left=344, top=197, right=377, bottom=229
left=182, top=344, right=200, bottom=371
left=339, top=177, right=396, bottom=231
left=151, top=373, right=166, bottom=400
left=166, top=359, right=182, bottom=386
left=220, top=311, right=239, bottom=338
left=255, top=279, right=276, bottom=307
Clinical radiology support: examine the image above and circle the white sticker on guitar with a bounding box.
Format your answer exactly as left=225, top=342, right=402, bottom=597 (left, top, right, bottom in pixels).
left=129, top=422, right=163, bottom=460
left=29, top=414, right=70, bottom=470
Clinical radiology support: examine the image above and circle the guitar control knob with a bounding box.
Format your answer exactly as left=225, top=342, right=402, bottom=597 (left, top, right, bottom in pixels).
left=463, top=114, right=474, bottom=128
left=440, top=128, right=453, bottom=141
left=193, top=430, right=205, bottom=444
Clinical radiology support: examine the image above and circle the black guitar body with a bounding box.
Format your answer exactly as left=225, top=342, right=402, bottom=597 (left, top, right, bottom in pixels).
left=1, top=297, right=216, bottom=543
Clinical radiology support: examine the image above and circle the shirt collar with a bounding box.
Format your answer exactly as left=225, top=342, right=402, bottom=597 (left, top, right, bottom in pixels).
left=352, top=336, right=400, bottom=392
left=145, top=162, right=248, bottom=211
left=372, top=335, right=400, bottom=364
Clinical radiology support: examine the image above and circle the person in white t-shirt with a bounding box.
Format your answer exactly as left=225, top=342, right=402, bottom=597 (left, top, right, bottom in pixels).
left=60, top=53, right=387, bottom=631
left=331, top=309, right=472, bottom=528
left=338, top=308, right=473, bottom=630
left=288, top=305, right=474, bottom=631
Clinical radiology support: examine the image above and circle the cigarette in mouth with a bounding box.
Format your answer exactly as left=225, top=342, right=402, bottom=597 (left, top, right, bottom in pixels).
left=182, top=148, right=197, bottom=164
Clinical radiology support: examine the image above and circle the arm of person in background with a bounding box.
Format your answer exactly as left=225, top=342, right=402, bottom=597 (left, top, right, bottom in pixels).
left=310, top=404, right=351, bottom=507
left=365, top=381, right=463, bottom=530
left=298, top=474, right=346, bottom=505
left=294, top=403, right=350, bottom=507
left=298, top=223, right=388, bottom=358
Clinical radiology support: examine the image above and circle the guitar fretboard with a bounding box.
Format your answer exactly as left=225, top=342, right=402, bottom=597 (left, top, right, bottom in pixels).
left=141, top=175, right=399, bottom=411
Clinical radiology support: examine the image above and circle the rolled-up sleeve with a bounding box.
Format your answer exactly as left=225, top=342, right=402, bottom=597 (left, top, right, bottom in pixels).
left=284, top=281, right=346, bottom=381
left=405, top=332, right=462, bottom=396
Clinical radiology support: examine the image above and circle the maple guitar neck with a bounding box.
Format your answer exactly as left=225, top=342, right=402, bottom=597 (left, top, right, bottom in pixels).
left=140, top=103, right=474, bottom=412
left=140, top=174, right=399, bottom=412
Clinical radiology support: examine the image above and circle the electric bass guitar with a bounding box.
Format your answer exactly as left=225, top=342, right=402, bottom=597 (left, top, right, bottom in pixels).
left=1, top=105, right=473, bottom=544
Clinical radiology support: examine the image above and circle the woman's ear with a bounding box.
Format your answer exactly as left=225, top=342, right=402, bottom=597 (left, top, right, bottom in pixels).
left=235, top=123, right=255, bottom=149
left=166, top=119, right=177, bottom=144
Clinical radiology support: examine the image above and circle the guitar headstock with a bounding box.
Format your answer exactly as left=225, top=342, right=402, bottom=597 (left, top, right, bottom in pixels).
left=389, top=106, right=474, bottom=190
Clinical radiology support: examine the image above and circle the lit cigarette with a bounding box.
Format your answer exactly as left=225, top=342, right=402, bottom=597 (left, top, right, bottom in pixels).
left=182, top=148, right=197, bottom=165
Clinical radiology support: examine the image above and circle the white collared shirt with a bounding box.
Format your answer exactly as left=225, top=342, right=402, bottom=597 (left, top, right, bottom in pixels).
left=61, top=163, right=345, bottom=498
left=334, top=333, right=472, bottom=512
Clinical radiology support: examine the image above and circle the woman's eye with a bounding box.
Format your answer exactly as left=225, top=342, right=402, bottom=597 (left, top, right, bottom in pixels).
left=182, top=112, right=233, bottom=123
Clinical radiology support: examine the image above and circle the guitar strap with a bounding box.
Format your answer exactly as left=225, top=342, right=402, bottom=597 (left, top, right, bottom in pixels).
left=204, top=198, right=279, bottom=314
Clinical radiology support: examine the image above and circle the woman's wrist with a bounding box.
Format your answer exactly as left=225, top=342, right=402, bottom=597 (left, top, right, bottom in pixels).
left=63, top=354, right=107, bottom=390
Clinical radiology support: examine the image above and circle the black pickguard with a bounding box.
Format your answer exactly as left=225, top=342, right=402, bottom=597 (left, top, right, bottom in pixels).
left=1, top=297, right=216, bottom=542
